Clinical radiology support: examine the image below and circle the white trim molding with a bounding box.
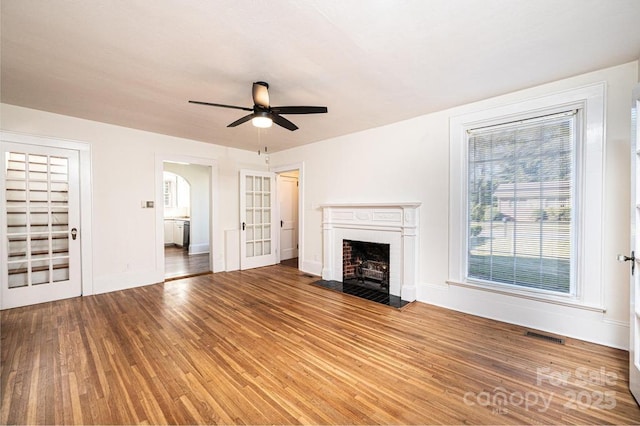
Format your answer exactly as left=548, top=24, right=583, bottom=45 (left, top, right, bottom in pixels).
left=435, top=82, right=624, bottom=348
left=449, top=82, right=606, bottom=309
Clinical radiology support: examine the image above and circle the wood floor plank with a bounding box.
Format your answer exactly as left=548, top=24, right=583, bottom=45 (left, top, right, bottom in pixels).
left=1, top=264, right=639, bottom=424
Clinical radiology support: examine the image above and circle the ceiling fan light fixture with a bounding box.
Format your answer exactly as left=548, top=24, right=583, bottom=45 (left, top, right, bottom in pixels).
left=189, top=81, right=327, bottom=131
left=252, top=114, right=272, bottom=128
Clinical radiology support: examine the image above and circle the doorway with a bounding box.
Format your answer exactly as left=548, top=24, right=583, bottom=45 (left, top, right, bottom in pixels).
left=277, top=170, right=299, bottom=269
left=162, top=161, right=211, bottom=279
left=272, top=163, right=304, bottom=271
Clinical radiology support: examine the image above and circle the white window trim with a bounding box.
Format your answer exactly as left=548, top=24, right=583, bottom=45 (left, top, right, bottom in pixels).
left=448, top=82, right=606, bottom=311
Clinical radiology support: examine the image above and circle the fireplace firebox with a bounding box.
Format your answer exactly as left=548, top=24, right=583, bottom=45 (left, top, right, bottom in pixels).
left=343, top=240, right=390, bottom=292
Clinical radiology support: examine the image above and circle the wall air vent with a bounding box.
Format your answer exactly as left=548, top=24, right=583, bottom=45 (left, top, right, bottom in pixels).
left=524, top=330, right=565, bottom=345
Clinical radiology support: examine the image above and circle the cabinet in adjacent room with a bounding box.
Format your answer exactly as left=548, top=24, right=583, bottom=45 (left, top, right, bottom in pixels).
left=173, top=221, right=184, bottom=247
left=164, top=219, right=189, bottom=247
left=164, top=220, right=174, bottom=244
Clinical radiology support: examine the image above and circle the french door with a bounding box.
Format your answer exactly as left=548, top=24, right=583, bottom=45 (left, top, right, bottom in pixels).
left=630, top=84, right=640, bottom=403
left=239, top=170, right=277, bottom=270
left=1, top=142, right=81, bottom=309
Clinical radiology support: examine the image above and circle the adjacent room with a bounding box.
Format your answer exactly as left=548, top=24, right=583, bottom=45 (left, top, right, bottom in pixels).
left=2, top=0, right=640, bottom=424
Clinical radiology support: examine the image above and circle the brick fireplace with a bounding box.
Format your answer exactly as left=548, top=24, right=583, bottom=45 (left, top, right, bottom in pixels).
left=321, top=202, right=421, bottom=301
left=343, top=240, right=390, bottom=291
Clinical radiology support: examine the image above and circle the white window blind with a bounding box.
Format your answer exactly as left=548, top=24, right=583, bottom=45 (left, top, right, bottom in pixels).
left=163, top=178, right=174, bottom=207
left=466, top=111, right=576, bottom=293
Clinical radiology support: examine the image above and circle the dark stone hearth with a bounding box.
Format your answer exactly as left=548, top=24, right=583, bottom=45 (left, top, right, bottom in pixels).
left=312, top=280, right=409, bottom=309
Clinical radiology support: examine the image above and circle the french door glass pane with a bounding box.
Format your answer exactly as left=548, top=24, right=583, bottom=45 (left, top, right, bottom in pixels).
left=244, top=175, right=272, bottom=257
left=5, top=151, right=71, bottom=288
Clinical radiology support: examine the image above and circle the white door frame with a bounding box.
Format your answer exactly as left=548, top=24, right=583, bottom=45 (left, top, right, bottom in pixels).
left=155, top=154, right=221, bottom=274
left=0, top=131, right=94, bottom=297
left=271, top=162, right=304, bottom=270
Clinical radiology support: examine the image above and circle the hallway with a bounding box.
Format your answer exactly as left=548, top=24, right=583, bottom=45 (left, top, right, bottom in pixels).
left=164, top=245, right=210, bottom=280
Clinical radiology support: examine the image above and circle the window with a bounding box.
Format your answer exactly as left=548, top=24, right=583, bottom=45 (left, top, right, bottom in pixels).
left=163, top=178, right=175, bottom=207
left=449, top=83, right=605, bottom=308
left=163, top=171, right=190, bottom=211
left=467, top=111, right=575, bottom=294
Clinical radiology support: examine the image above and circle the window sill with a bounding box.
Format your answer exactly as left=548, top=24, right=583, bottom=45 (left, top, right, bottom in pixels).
left=446, top=279, right=606, bottom=313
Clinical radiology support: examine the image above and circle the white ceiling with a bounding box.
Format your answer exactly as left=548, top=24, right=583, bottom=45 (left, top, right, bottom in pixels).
left=2, top=0, right=640, bottom=152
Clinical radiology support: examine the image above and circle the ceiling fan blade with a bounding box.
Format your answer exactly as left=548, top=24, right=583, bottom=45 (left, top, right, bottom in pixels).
left=271, top=106, right=328, bottom=115
left=227, top=113, right=255, bottom=127
left=271, top=113, right=298, bottom=131
left=189, top=100, right=253, bottom=112
left=252, top=82, right=270, bottom=108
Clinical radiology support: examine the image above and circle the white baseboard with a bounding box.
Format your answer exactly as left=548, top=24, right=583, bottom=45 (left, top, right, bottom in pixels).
left=417, top=282, right=629, bottom=350
left=189, top=243, right=209, bottom=255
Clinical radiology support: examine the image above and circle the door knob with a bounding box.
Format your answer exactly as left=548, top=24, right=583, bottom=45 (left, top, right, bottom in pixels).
left=618, top=251, right=635, bottom=275
left=71, top=228, right=78, bottom=240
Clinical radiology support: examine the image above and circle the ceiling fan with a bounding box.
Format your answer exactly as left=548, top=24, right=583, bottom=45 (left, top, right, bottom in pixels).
left=189, top=81, right=328, bottom=131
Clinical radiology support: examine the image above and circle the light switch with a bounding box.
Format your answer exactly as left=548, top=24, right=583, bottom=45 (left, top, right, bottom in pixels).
left=146, top=201, right=154, bottom=208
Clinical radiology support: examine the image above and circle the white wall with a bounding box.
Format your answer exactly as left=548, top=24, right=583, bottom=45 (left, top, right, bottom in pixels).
left=270, top=61, right=639, bottom=349
left=0, top=103, right=267, bottom=294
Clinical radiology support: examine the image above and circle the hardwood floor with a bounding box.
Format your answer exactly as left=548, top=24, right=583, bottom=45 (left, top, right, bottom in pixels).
left=2, top=265, right=639, bottom=424
left=280, top=257, right=298, bottom=269
left=164, top=245, right=210, bottom=280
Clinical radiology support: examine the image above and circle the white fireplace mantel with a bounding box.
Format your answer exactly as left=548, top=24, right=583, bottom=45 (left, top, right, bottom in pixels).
left=321, top=202, right=421, bottom=301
